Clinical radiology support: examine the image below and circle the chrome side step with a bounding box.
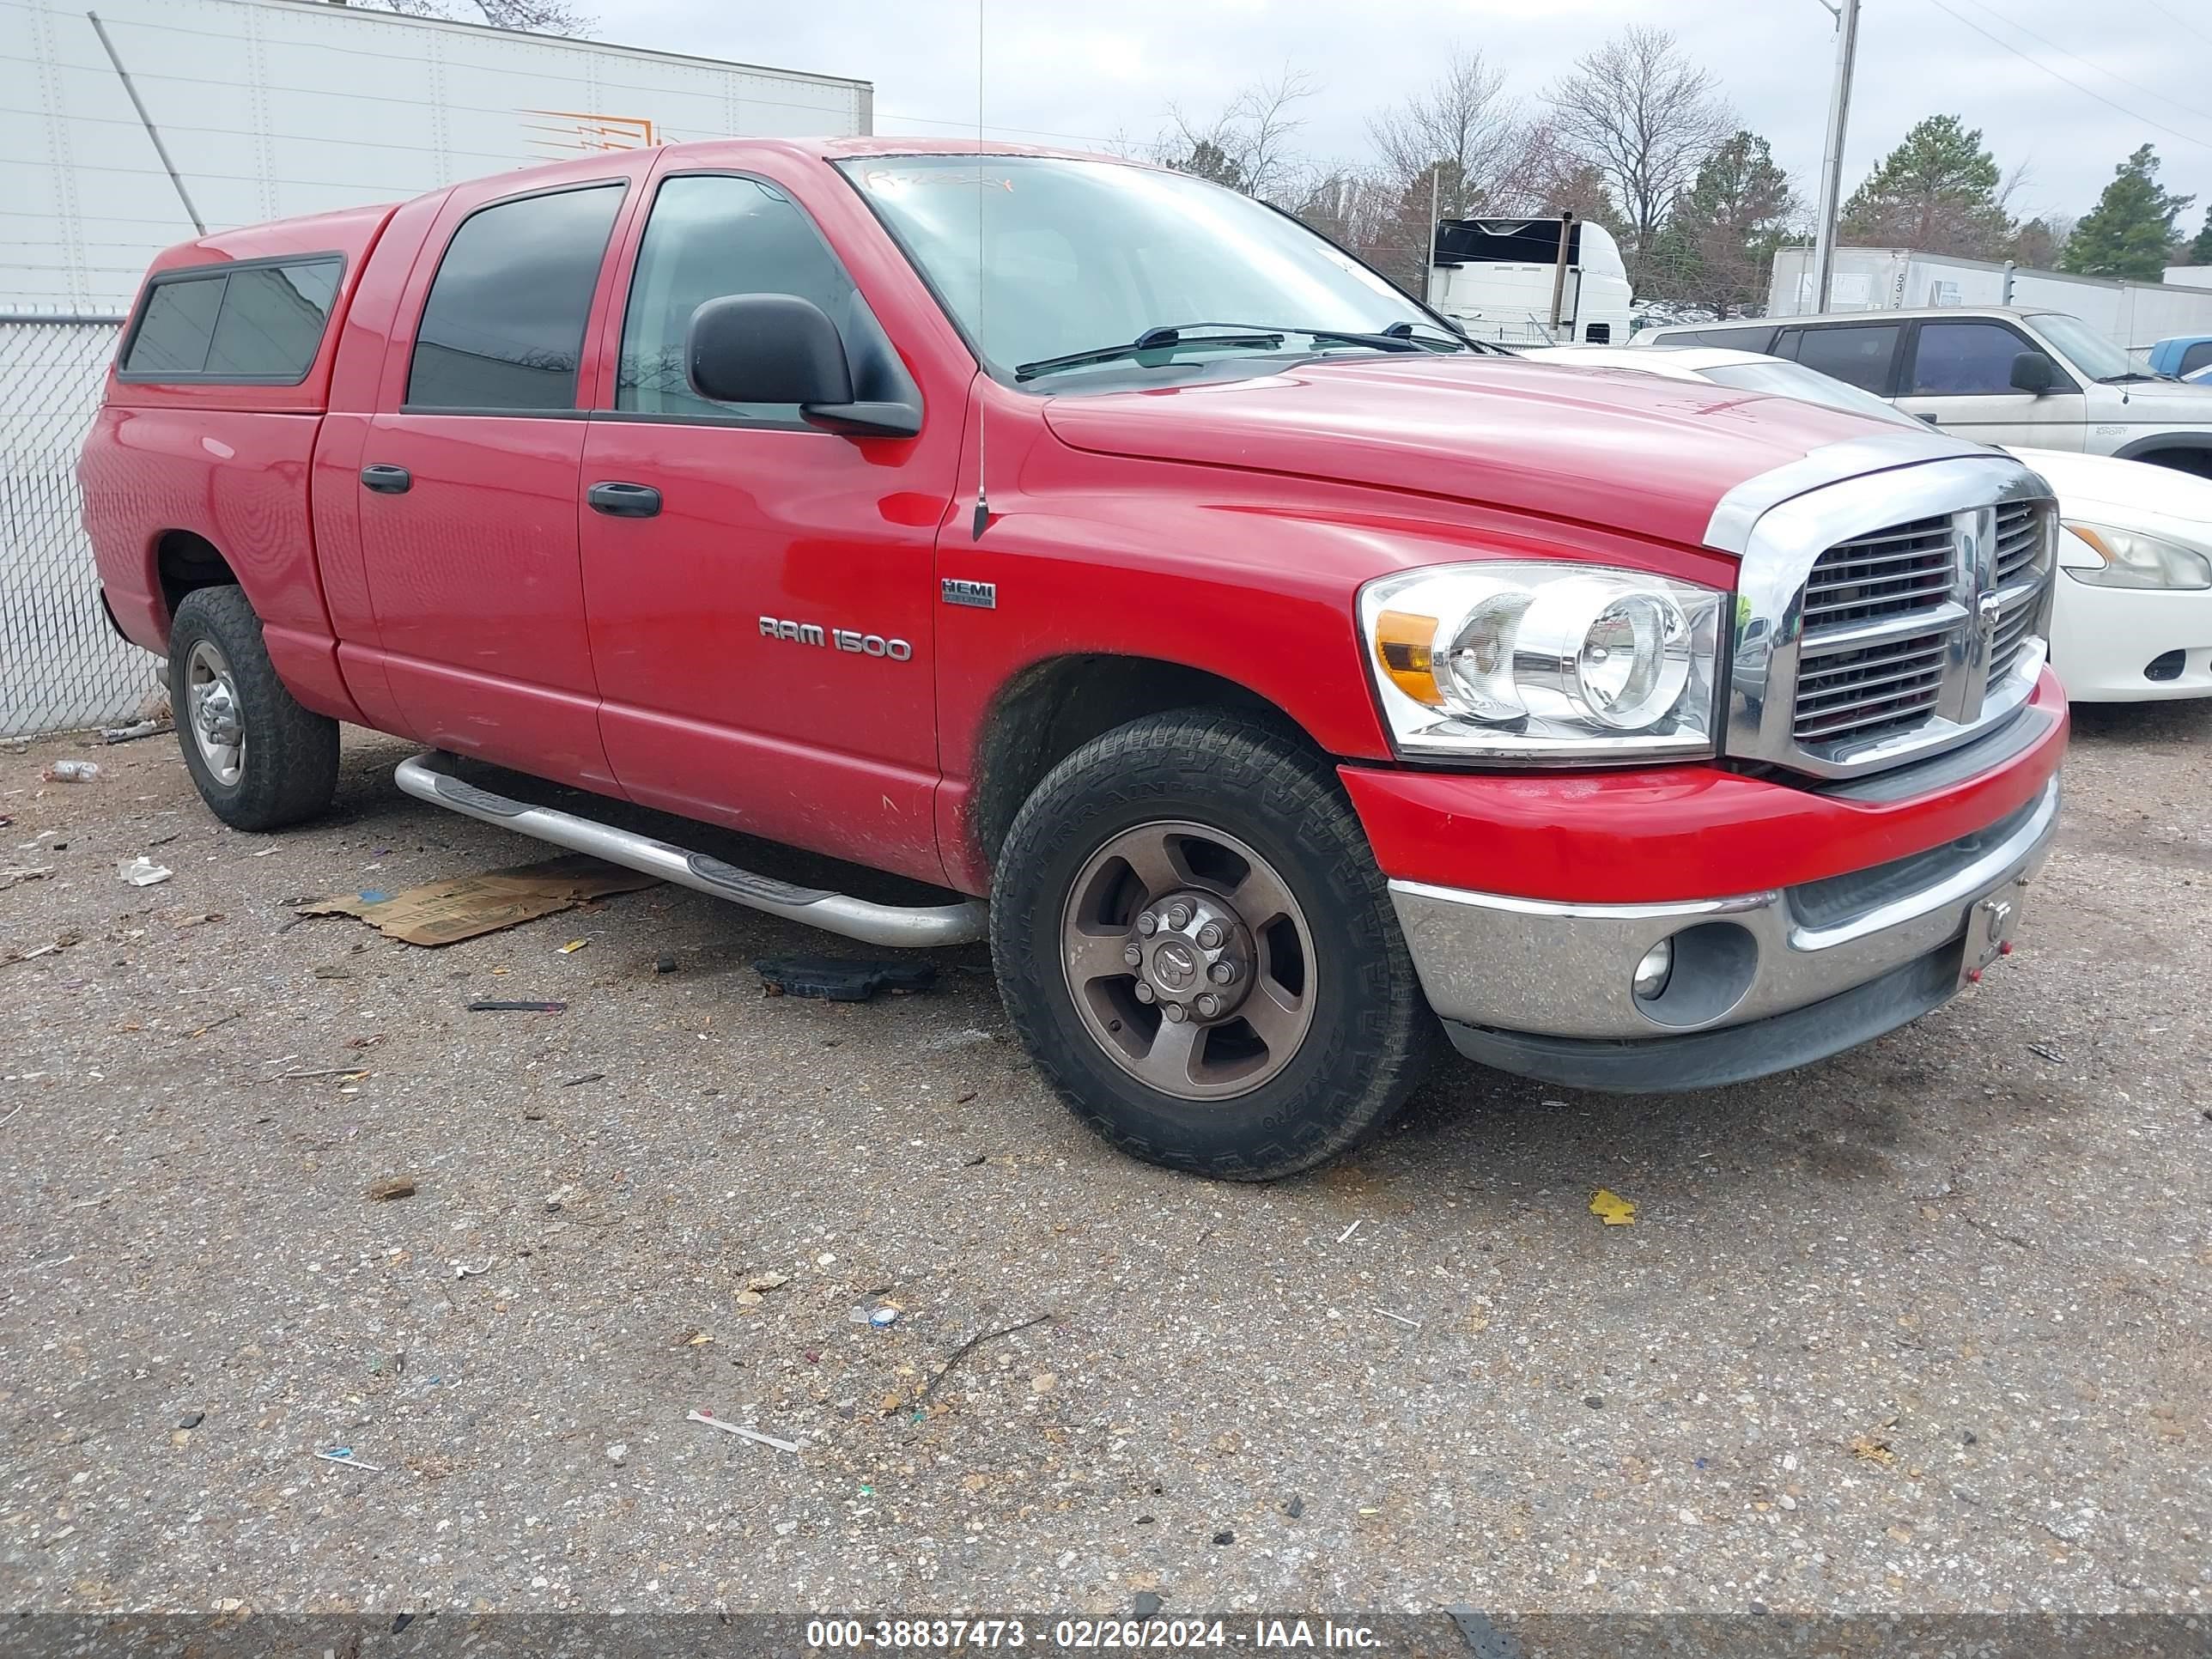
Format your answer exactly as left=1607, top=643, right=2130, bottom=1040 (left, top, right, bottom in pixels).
left=393, top=752, right=988, bottom=949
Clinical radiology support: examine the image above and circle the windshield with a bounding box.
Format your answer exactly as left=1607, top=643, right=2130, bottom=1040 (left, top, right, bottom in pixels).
left=1695, top=358, right=1925, bottom=431
left=2027, top=313, right=2133, bottom=382
left=838, top=155, right=1443, bottom=384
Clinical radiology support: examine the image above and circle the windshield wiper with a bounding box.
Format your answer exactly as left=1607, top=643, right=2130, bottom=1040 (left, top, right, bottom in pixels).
left=2097, top=371, right=2160, bottom=385
left=1381, top=319, right=1476, bottom=351
left=1013, top=320, right=1449, bottom=382
left=1015, top=325, right=1285, bottom=382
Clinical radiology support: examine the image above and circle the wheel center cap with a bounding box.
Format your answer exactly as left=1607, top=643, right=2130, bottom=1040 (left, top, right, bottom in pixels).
left=1151, top=940, right=1199, bottom=990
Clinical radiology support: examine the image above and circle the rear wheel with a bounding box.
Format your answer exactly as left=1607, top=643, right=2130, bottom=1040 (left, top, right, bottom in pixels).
left=168, top=586, right=338, bottom=831
left=991, top=711, right=1436, bottom=1180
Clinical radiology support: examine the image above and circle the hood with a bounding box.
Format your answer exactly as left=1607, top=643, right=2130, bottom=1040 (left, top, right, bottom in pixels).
left=2008, top=445, right=2212, bottom=527
left=2099, top=383, right=2212, bottom=422
left=1040, top=355, right=1935, bottom=553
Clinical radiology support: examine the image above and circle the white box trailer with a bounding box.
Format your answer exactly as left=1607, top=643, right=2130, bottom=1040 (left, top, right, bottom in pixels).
left=1767, top=246, right=2212, bottom=352
left=3, top=0, right=873, bottom=310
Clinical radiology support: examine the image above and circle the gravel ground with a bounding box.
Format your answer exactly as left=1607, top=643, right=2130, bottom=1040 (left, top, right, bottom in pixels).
left=1, top=709, right=2206, bottom=1619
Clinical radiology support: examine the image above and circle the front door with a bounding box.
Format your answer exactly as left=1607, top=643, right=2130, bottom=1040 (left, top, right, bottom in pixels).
left=356, top=174, right=634, bottom=787
left=577, top=168, right=959, bottom=886
left=1894, top=317, right=2088, bottom=451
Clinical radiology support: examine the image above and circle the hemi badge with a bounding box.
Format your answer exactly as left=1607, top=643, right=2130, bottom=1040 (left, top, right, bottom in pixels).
left=941, top=578, right=997, bottom=611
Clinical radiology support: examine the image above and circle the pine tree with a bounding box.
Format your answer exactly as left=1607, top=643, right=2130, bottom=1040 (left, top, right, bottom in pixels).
left=1840, top=115, right=2011, bottom=258
left=2189, top=210, right=2212, bottom=267
left=2063, top=146, right=2195, bottom=280
left=1645, top=130, right=1798, bottom=314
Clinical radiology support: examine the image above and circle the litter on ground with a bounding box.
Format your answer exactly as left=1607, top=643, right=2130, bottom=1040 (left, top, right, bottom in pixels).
left=298, top=854, right=657, bottom=946
left=1589, top=1188, right=1638, bottom=1226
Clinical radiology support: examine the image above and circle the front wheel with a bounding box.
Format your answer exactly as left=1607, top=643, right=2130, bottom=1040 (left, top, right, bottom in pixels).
left=168, top=586, right=338, bottom=831
left=990, top=711, right=1436, bottom=1180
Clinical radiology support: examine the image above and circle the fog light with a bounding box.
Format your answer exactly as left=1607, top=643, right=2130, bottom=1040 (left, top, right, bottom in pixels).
left=1632, top=939, right=1674, bottom=1001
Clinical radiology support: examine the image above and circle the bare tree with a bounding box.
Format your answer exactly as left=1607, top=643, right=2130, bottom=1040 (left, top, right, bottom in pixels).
left=1546, top=27, right=1733, bottom=286
left=1159, top=67, right=1319, bottom=205
left=1367, top=46, right=1524, bottom=220
left=351, top=0, right=595, bottom=36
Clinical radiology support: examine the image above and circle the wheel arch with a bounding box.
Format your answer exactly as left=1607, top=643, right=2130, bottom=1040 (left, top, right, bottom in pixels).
left=966, top=653, right=1329, bottom=876
left=153, top=528, right=240, bottom=622
left=2107, top=436, right=2212, bottom=478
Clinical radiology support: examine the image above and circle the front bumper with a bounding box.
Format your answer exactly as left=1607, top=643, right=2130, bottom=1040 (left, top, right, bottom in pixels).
left=1391, top=777, right=2055, bottom=1090
left=1343, top=671, right=2069, bottom=1093
left=2051, top=574, right=2212, bottom=702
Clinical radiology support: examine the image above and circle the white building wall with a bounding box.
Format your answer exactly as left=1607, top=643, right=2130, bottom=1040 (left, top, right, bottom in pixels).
left=2, top=0, right=872, bottom=309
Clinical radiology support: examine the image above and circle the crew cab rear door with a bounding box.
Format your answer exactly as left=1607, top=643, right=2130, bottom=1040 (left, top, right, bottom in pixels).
left=354, top=163, right=645, bottom=788
left=574, top=159, right=960, bottom=886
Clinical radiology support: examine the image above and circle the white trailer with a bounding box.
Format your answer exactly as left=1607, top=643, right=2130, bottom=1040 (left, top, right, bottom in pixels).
left=1768, top=246, right=2212, bottom=352
left=3, top=0, right=873, bottom=310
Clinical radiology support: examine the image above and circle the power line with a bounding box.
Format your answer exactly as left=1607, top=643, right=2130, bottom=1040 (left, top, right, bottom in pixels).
left=2141, top=0, right=2212, bottom=52
left=1946, top=0, right=2212, bottom=129
left=1920, top=0, right=2212, bottom=154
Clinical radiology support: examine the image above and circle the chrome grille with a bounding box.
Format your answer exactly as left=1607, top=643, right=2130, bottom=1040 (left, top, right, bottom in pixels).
left=1994, top=501, right=2039, bottom=585
left=1792, top=629, right=1949, bottom=744
left=1800, top=515, right=1956, bottom=630
left=1725, top=456, right=2058, bottom=781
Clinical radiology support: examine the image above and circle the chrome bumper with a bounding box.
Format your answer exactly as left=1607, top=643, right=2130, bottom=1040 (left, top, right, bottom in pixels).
left=1389, top=778, right=2058, bottom=1042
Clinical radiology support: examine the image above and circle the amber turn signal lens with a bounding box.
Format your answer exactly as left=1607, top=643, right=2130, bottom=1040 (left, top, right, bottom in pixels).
left=1374, top=609, right=1443, bottom=705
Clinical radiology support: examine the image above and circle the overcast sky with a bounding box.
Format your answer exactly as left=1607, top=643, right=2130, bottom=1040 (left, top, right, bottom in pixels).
left=609, top=0, right=2212, bottom=234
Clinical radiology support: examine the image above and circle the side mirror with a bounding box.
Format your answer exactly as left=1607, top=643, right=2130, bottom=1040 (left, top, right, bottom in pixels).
left=688, top=293, right=852, bottom=405
left=685, top=295, right=920, bottom=437
left=2009, top=350, right=2059, bottom=396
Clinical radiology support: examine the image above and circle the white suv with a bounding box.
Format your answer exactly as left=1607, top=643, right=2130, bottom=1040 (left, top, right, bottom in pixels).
left=1638, top=307, right=2212, bottom=475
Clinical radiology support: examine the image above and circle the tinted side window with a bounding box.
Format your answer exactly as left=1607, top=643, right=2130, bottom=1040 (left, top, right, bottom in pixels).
left=409, top=184, right=625, bottom=411
left=1908, top=321, right=2034, bottom=395
left=617, top=174, right=861, bottom=421
left=204, top=260, right=341, bottom=377
left=1789, top=324, right=1900, bottom=394
left=124, top=276, right=224, bottom=374
left=2182, top=341, right=2212, bottom=376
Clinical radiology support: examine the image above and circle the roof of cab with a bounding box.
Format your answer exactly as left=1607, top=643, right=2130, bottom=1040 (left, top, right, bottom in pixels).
left=143, top=200, right=401, bottom=279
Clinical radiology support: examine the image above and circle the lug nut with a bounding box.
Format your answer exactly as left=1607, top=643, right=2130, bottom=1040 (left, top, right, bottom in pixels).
left=1136, top=910, right=1159, bottom=936
left=1208, top=960, right=1236, bottom=984
left=1194, top=993, right=1222, bottom=1018
left=1165, top=902, right=1193, bottom=930
left=1161, top=1002, right=1188, bottom=1023
left=1133, top=981, right=1156, bottom=1004
left=1195, top=921, right=1223, bottom=950
left=1122, top=943, right=1143, bottom=967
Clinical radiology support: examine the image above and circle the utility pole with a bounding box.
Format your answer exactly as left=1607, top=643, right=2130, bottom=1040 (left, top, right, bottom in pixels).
left=1422, top=162, right=1440, bottom=304
left=1809, top=0, right=1861, bottom=314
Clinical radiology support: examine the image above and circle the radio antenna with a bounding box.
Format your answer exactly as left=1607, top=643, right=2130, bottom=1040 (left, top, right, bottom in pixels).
left=970, top=0, right=990, bottom=541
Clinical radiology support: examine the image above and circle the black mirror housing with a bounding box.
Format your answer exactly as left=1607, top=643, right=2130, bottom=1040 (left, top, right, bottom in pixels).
left=684, top=293, right=921, bottom=437
left=687, top=293, right=854, bottom=407
left=2010, top=350, right=2058, bottom=396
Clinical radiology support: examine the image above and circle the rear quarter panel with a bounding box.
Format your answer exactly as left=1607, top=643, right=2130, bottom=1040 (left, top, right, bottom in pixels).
left=79, top=203, right=400, bottom=713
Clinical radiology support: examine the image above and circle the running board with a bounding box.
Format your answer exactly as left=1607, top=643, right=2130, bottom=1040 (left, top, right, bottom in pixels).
left=392, top=752, right=988, bottom=950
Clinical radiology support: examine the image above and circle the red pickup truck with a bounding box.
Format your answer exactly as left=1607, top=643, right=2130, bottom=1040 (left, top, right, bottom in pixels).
left=81, top=138, right=2066, bottom=1179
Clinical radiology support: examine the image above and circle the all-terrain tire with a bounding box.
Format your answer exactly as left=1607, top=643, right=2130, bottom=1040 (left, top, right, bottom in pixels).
left=991, top=710, right=1437, bottom=1180
left=168, top=586, right=339, bottom=831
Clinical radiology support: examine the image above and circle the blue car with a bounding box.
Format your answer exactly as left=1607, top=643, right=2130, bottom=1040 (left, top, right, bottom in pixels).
left=2148, top=334, right=2212, bottom=379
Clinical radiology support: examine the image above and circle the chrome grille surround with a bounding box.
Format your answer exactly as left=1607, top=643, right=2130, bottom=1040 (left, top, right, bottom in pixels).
left=1712, top=450, right=2057, bottom=781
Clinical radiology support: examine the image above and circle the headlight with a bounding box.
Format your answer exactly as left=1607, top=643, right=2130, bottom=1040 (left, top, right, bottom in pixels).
left=1359, top=562, right=1724, bottom=762
left=2063, top=523, right=2212, bottom=590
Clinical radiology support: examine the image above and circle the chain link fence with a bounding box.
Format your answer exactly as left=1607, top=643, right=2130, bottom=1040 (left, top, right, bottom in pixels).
left=2, top=313, right=162, bottom=738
